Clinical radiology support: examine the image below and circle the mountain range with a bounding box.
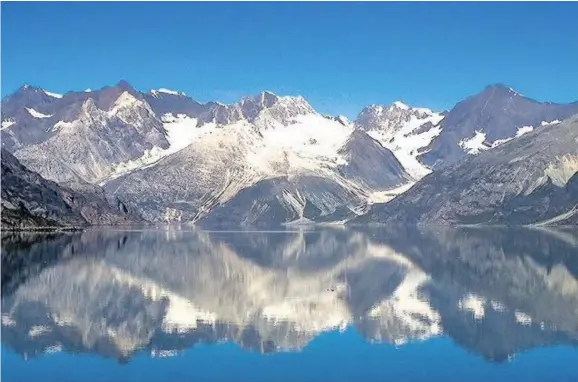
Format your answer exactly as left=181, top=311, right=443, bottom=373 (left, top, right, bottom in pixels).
left=1, top=81, right=577, bottom=228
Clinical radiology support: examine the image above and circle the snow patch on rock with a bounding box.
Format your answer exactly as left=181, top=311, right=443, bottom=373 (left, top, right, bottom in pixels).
left=515, top=311, right=532, bottom=326
left=458, top=293, right=486, bottom=320
left=1, top=119, right=16, bottom=130
left=151, top=88, right=186, bottom=97
left=26, top=108, right=53, bottom=119
left=459, top=131, right=490, bottom=155
left=43, top=90, right=62, bottom=98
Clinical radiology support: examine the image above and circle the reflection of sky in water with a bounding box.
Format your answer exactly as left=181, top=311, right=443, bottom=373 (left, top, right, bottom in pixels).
left=3, top=330, right=578, bottom=382
left=2, top=227, right=578, bottom=381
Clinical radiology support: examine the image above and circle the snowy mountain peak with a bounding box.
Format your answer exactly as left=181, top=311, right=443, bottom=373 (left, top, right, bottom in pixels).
left=242, top=91, right=280, bottom=108
left=354, top=102, right=444, bottom=179
left=481, top=83, right=523, bottom=99
left=336, top=115, right=350, bottom=126
left=392, top=101, right=409, bottom=110
left=111, top=91, right=141, bottom=111
left=109, top=91, right=157, bottom=124
left=81, top=97, right=100, bottom=116
left=150, top=88, right=187, bottom=97
left=116, top=80, right=133, bottom=90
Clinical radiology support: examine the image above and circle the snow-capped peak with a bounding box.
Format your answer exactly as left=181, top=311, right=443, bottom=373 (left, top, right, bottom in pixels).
left=150, top=88, right=186, bottom=97
left=336, top=115, right=350, bottom=126
left=108, top=91, right=155, bottom=121
left=354, top=102, right=445, bottom=179
left=43, top=90, right=63, bottom=99
left=392, top=101, right=409, bottom=110
left=111, top=91, right=141, bottom=111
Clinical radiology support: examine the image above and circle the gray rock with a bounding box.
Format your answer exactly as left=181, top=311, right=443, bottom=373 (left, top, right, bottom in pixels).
left=420, top=84, right=578, bottom=168
left=355, top=115, right=578, bottom=225
left=1, top=149, right=141, bottom=229
left=2, top=82, right=169, bottom=184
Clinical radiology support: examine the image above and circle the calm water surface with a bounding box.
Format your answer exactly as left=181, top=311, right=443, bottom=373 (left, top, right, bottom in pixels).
left=2, top=226, right=578, bottom=382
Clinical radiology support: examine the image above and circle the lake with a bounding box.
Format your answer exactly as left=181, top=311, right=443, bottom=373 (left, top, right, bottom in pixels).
left=2, top=226, right=578, bottom=382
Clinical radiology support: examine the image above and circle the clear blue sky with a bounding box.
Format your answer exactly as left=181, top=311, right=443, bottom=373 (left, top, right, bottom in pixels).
left=2, top=2, right=577, bottom=117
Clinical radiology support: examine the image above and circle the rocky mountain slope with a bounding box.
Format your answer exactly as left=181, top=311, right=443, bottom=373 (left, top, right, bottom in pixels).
left=1, top=149, right=139, bottom=229
left=419, top=84, right=578, bottom=169
left=2, top=226, right=577, bottom=361
left=1, top=82, right=169, bottom=184
left=2, top=81, right=577, bottom=227
left=355, top=116, right=578, bottom=225
left=103, top=92, right=411, bottom=224
left=354, top=102, right=444, bottom=179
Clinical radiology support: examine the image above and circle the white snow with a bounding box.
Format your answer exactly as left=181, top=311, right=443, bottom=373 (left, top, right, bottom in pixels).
left=515, top=311, right=532, bottom=326
left=108, top=91, right=141, bottom=114
left=105, top=114, right=215, bottom=183
left=248, top=113, right=353, bottom=175
left=458, top=293, right=486, bottom=319
left=106, top=264, right=217, bottom=334
left=84, top=88, right=92, bottom=92
left=29, top=325, right=52, bottom=337
left=262, top=288, right=350, bottom=334
left=368, top=182, right=416, bottom=204
left=150, top=88, right=186, bottom=97
left=335, top=115, right=350, bottom=126
left=26, top=108, right=53, bottom=119
left=490, top=300, right=507, bottom=312
left=1, top=119, right=16, bottom=130
left=367, top=112, right=444, bottom=179
left=458, top=131, right=490, bottom=155
left=43, top=90, right=62, bottom=98
left=49, top=120, right=75, bottom=133
left=368, top=269, right=441, bottom=344
left=541, top=120, right=560, bottom=126
left=1, top=314, right=16, bottom=326
left=151, top=349, right=179, bottom=358
left=44, top=344, right=63, bottom=354
left=393, top=101, right=409, bottom=110
left=516, top=125, right=534, bottom=137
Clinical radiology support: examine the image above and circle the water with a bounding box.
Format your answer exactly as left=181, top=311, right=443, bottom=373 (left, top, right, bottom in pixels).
left=2, top=226, right=578, bottom=382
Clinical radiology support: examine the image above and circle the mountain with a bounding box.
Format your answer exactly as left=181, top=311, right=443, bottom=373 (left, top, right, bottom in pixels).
left=3, top=81, right=577, bottom=227
left=354, top=115, right=578, bottom=225
left=2, top=83, right=411, bottom=225
left=2, top=227, right=577, bottom=361
left=1, top=82, right=169, bottom=184
left=354, top=101, right=444, bottom=179
left=419, top=84, right=578, bottom=168
left=1, top=149, right=140, bottom=229
left=104, top=91, right=411, bottom=224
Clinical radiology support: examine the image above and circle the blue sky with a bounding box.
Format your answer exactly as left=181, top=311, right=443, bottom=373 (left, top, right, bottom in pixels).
left=2, top=2, right=577, bottom=117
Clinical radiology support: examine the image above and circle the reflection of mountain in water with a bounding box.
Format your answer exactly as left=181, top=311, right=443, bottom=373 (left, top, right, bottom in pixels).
left=1, top=226, right=577, bottom=362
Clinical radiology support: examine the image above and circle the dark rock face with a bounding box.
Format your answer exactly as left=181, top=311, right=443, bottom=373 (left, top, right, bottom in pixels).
left=1, top=149, right=140, bottom=229
left=355, top=116, right=578, bottom=226
left=143, top=91, right=206, bottom=119
left=1, top=149, right=86, bottom=229
left=199, top=175, right=366, bottom=228
left=337, top=130, right=412, bottom=188
left=419, top=84, right=578, bottom=168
